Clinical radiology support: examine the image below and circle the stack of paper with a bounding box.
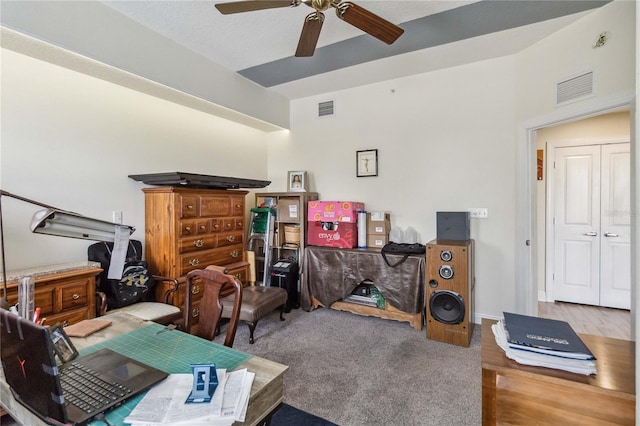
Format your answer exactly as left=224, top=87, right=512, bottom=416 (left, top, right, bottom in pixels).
left=492, top=312, right=597, bottom=376
left=125, top=369, right=255, bottom=425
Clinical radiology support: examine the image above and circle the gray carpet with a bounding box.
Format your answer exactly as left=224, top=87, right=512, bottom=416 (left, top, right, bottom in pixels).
left=231, top=307, right=482, bottom=426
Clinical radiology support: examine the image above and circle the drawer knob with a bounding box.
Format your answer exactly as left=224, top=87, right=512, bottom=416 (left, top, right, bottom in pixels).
left=184, top=226, right=192, bottom=234
left=187, top=204, right=194, bottom=210
left=226, top=235, right=235, bottom=243
left=225, top=223, right=232, bottom=228
left=237, top=221, right=243, bottom=227
left=199, top=225, right=206, bottom=231
left=234, top=273, right=242, bottom=280
left=192, top=308, right=199, bottom=318
left=231, top=250, right=240, bottom=258
left=235, top=204, right=241, bottom=209
left=189, top=258, right=200, bottom=266
left=192, top=285, right=200, bottom=295
left=63, top=320, right=70, bottom=327
left=72, top=293, right=80, bottom=300
left=194, top=239, right=204, bottom=248
left=213, top=224, right=219, bottom=230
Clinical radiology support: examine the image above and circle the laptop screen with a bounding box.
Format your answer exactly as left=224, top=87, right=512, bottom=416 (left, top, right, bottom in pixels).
left=1, top=308, right=68, bottom=423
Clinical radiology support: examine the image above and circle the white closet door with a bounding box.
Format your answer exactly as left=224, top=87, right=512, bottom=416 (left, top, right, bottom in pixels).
left=553, top=145, right=601, bottom=305
left=599, top=143, right=631, bottom=309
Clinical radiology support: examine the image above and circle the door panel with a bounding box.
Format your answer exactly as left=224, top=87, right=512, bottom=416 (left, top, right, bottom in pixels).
left=600, top=143, right=630, bottom=309
left=553, top=145, right=600, bottom=305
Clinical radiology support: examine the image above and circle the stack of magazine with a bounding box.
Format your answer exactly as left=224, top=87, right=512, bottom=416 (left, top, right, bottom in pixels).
left=492, top=312, right=596, bottom=375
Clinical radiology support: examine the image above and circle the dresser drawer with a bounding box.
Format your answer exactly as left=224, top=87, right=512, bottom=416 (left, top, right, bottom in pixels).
left=179, top=245, right=244, bottom=276
left=210, top=218, right=222, bottom=233
left=200, top=195, right=231, bottom=216
left=60, top=281, right=89, bottom=311
left=217, top=232, right=243, bottom=247
left=179, top=235, right=217, bottom=254
left=231, top=196, right=245, bottom=216
left=50, top=309, right=90, bottom=327
left=180, top=195, right=199, bottom=218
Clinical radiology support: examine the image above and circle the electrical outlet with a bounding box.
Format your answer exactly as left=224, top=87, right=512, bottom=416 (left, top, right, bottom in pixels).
left=468, top=208, right=488, bottom=219
left=113, top=211, right=123, bottom=224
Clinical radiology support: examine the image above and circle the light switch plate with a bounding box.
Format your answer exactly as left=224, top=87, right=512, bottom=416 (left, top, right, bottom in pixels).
left=468, top=208, right=488, bottom=219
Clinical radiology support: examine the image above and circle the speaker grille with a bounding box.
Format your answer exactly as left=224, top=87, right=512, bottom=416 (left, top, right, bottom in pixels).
left=429, top=290, right=465, bottom=324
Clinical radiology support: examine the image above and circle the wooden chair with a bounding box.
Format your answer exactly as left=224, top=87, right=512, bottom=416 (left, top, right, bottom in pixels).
left=220, top=252, right=287, bottom=344
left=183, top=266, right=243, bottom=348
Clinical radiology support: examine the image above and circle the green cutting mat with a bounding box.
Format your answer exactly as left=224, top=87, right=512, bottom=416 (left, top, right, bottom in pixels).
left=80, top=323, right=252, bottom=425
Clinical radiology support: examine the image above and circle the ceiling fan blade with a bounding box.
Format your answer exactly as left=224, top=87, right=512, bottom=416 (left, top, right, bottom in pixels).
left=295, top=12, right=324, bottom=57
left=215, top=0, right=300, bottom=15
left=335, top=2, right=404, bottom=45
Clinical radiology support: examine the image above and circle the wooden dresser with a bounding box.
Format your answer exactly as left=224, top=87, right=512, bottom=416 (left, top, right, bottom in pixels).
left=142, top=187, right=249, bottom=331
left=3, top=263, right=102, bottom=327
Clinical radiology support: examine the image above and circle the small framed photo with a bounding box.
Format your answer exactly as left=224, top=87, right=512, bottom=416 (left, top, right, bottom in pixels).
left=288, top=171, right=307, bottom=192
left=356, top=149, right=378, bottom=177
left=49, top=324, right=78, bottom=363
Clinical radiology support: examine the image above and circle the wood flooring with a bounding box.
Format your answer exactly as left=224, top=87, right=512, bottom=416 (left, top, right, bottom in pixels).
left=538, top=301, right=631, bottom=340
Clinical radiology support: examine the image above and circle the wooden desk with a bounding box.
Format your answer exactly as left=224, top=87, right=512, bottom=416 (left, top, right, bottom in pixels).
left=302, top=246, right=424, bottom=330
left=0, top=313, right=288, bottom=426
left=481, top=319, right=635, bottom=425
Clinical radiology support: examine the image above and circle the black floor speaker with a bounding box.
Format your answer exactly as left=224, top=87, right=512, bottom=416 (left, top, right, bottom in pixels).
left=426, top=239, right=474, bottom=347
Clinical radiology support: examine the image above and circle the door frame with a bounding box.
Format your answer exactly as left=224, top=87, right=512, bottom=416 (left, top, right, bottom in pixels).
left=515, top=89, right=635, bottom=317
left=545, top=139, right=630, bottom=304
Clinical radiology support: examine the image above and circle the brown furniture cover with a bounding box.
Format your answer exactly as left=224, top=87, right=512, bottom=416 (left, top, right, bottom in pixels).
left=302, top=246, right=425, bottom=313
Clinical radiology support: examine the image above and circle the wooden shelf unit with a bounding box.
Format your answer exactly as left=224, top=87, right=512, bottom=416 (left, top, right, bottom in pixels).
left=254, top=191, right=318, bottom=268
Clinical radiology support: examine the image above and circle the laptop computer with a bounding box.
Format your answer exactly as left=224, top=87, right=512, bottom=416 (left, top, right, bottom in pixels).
left=0, top=308, right=168, bottom=425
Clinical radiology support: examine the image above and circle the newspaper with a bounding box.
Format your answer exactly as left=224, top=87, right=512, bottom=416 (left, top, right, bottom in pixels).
left=125, top=369, right=254, bottom=425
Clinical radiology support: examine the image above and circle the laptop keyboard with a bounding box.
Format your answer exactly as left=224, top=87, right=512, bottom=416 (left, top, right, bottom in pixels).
left=60, top=361, right=132, bottom=413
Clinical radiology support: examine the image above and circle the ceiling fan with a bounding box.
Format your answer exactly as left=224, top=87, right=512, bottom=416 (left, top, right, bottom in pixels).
left=214, top=0, right=405, bottom=57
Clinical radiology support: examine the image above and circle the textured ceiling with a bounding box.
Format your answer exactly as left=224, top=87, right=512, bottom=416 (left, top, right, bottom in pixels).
left=1, top=0, right=611, bottom=102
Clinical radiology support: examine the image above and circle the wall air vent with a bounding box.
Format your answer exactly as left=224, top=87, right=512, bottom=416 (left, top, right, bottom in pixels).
left=556, top=71, right=594, bottom=105
left=318, top=100, right=334, bottom=117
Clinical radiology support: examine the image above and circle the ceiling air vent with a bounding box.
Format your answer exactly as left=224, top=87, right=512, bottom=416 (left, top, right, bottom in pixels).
left=318, top=100, right=334, bottom=117
left=556, top=71, right=594, bottom=105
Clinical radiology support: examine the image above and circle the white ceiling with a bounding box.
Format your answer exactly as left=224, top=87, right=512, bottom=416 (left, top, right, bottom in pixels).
left=100, top=1, right=478, bottom=71
left=0, top=0, right=611, bottom=102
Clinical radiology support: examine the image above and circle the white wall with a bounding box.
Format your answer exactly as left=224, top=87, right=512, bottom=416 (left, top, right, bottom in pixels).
left=267, top=0, right=636, bottom=320
left=0, top=49, right=270, bottom=269
left=268, top=57, right=518, bottom=320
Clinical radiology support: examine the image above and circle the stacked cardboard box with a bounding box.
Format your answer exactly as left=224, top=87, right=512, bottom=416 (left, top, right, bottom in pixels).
left=307, top=201, right=364, bottom=248
left=367, top=212, right=391, bottom=249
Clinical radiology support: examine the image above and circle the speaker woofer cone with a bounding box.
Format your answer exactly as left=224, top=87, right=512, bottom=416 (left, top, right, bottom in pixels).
left=429, top=290, right=465, bottom=324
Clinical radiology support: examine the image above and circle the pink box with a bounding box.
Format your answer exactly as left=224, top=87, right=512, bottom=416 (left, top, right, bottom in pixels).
left=307, top=221, right=358, bottom=248
left=307, top=201, right=365, bottom=223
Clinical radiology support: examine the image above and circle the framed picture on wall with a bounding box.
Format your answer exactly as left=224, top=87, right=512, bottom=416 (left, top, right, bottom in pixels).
left=288, top=171, right=307, bottom=192
left=356, top=149, right=378, bottom=177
